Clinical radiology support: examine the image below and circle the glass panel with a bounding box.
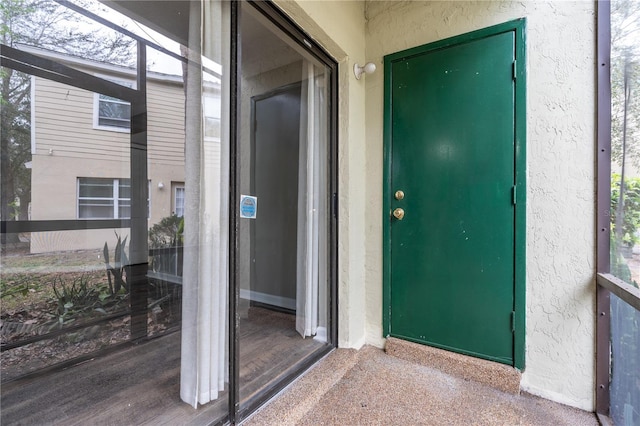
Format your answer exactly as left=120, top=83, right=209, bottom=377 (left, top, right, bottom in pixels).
left=610, top=0, right=640, bottom=287
left=117, top=204, right=131, bottom=219
left=3, top=0, right=137, bottom=67
left=1, top=0, right=229, bottom=424
left=610, top=294, right=640, bottom=425
left=2, top=315, right=131, bottom=381
left=1, top=229, right=131, bottom=379
left=79, top=178, right=115, bottom=198
left=143, top=1, right=230, bottom=422
left=98, top=98, right=131, bottom=129
left=79, top=201, right=114, bottom=219
left=118, top=179, right=131, bottom=198
left=175, top=187, right=185, bottom=217
left=238, top=3, right=332, bottom=409
left=78, top=178, right=124, bottom=219
left=609, top=3, right=640, bottom=424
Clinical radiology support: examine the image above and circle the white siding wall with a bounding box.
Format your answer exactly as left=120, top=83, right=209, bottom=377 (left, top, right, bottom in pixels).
left=30, top=70, right=186, bottom=252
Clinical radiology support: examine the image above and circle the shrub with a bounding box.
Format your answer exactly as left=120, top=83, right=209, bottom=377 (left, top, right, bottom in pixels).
left=149, top=214, right=183, bottom=249
left=52, top=274, right=98, bottom=323
left=611, top=173, right=640, bottom=248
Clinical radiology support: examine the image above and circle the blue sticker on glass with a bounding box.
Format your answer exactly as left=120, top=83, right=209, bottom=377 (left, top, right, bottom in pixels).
left=240, top=195, right=257, bottom=219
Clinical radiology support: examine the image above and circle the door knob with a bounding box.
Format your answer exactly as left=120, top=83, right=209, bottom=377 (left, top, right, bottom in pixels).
left=394, top=190, right=405, bottom=200
left=392, top=208, right=405, bottom=220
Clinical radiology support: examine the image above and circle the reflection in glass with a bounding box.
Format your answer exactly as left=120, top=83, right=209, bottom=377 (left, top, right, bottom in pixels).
left=0, top=230, right=131, bottom=381
left=238, top=3, right=332, bottom=409
left=1, top=0, right=229, bottom=423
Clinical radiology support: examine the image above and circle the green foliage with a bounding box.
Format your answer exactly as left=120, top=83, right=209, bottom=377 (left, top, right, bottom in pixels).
left=149, top=214, right=183, bottom=249
left=610, top=0, right=640, bottom=168
left=610, top=234, right=638, bottom=290
left=611, top=173, right=640, bottom=247
left=103, top=233, right=130, bottom=296
left=49, top=274, right=128, bottom=324
left=7, top=199, right=20, bottom=220
left=51, top=274, right=98, bottom=323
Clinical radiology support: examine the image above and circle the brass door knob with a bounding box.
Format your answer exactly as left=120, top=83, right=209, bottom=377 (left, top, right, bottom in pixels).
left=392, top=208, right=405, bottom=220
left=394, top=190, right=405, bottom=200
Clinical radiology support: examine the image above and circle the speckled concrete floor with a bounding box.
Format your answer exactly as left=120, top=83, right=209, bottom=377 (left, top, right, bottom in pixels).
left=243, top=346, right=598, bottom=426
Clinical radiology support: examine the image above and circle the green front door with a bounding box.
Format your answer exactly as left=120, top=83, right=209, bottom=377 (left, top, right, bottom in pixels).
left=384, top=21, right=526, bottom=367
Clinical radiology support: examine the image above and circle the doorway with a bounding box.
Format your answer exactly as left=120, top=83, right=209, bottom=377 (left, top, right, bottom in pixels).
left=237, top=3, right=336, bottom=416
left=250, top=84, right=302, bottom=312
left=383, top=21, right=526, bottom=368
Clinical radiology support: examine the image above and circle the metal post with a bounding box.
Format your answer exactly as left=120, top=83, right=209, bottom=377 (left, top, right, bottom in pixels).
left=130, top=40, right=149, bottom=340
left=596, top=0, right=612, bottom=416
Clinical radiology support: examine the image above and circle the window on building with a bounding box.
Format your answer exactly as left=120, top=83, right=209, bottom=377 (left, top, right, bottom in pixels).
left=78, top=177, right=148, bottom=219
left=94, top=78, right=134, bottom=131
left=174, top=185, right=185, bottom=217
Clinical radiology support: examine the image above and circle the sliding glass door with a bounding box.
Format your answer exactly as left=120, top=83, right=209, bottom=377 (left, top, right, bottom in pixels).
left=236, top=2, right=336, bottom=415
left=1, top=1, right=335, bottom=424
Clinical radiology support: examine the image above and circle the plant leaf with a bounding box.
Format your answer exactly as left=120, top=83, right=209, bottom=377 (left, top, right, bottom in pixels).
left=103, top=242, right=109, bottom=265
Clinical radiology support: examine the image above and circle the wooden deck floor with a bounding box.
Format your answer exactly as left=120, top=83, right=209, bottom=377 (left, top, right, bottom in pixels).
left=1, top=307, right=326, bottom=425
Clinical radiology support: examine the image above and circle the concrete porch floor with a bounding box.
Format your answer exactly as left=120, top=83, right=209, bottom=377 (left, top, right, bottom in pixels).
left=243, top=344, right=598, bottom=426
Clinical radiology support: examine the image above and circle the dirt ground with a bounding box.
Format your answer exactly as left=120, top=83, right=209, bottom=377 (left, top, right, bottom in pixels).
left=1, top=246, right=179, bottom=381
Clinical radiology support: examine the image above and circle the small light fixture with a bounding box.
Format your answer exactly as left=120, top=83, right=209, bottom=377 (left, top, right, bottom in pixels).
left=354, top=62, right=376, bottom=80
left=158, top=182, right=165, bottom=190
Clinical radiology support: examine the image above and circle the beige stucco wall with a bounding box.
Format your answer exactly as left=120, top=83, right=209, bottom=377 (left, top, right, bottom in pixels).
left=363, top=0, right=596, bottom=411
left=280, top=0, right=596, bottom=412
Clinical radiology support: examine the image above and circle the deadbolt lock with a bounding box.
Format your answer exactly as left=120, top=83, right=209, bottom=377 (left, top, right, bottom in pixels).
left=394, top=190, right=405, bottom=200
left=392, top=208, right=405, bottom=220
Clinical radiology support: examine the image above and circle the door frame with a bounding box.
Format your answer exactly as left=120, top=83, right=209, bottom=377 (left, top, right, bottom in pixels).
left=249, top=82, right=303, bottom=312
left=382, top=19, right=527, bottom=369
left=232, top=2, right=340, bottom=422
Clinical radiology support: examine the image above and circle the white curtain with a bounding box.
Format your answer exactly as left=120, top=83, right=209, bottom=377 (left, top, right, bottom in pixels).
left=180, top=0, right=230, bottom=408
left=296, top=61, right=328, bottom=340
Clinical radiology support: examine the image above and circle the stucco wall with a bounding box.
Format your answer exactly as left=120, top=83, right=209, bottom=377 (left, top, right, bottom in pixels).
left=364, top=0, right=596, bottom=411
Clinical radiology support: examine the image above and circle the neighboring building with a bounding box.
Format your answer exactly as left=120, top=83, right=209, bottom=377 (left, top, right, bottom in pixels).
left=24, top=45, right=188, bottom=253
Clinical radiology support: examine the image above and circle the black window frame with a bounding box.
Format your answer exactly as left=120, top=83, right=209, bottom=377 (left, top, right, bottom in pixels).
left=229, top=1, right=339, bottom=423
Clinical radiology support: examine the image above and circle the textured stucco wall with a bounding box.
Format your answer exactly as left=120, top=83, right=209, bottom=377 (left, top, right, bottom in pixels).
left=364, top=1, right=596, bottom=411
left=276, top=0, right=596, bottom=411
left=274, top=0, right=369, bottom=349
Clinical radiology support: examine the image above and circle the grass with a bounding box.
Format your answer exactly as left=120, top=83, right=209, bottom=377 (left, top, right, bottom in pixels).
left=2, top=248, right=104, bottom=270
